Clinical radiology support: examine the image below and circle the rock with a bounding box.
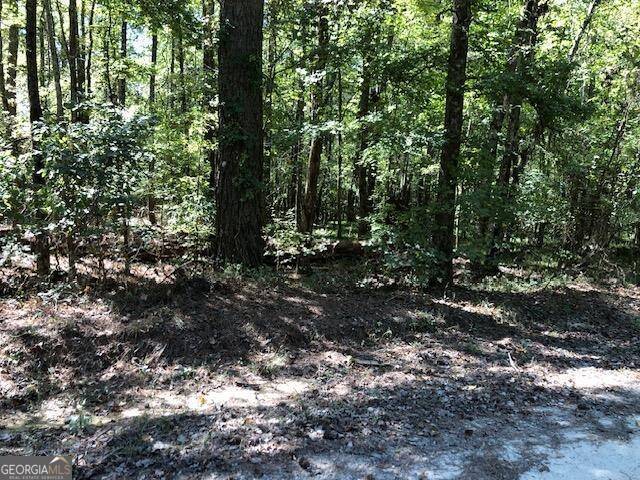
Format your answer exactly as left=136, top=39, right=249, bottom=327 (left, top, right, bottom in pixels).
left=298, top=457, right=311, bottom=470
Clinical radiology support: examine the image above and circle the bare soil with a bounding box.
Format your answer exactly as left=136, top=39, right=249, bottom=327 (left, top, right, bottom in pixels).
left=1, top=267, right=639, bottom=479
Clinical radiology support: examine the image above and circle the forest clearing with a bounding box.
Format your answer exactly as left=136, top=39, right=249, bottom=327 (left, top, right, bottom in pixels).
left=1, top=0, right=640, bottom=478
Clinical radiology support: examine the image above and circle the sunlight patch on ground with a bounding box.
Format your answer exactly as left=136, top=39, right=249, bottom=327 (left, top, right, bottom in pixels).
left=127, top=378, right=312, bottom=414
left=545, top=367, right=640, bottom=393
left=520, top=433, right=640, bottom=480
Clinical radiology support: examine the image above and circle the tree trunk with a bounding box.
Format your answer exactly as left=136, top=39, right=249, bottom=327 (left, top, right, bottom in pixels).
left=148, top=31, right=158, bottom=225
left=203, top=0, right=217, bottom=203
left=216, top=0, right=265, bottom=265
left=39, top=15, right=45, bottom=88
left=264, top=0, right=278, bottom=219
left=103, top=10, right=113, bottom=102
left=299, top=1, right=329, bottom=234
left=486, top=0, right=547, bottom=262
left=43, top=0, right=63, bottom=119
left=85, top=0, right=95, bottom=95
left=55, top=0, right=69, bottom=62
left=68, top=0, right=84, bottom=121
left=149, top=33, right=157, bottom=104
left=177, top=26, right=186, bottom=114
left=118, top=18, right=126, bottom=106
left=6, top=0, right=18, bottom=118
left=77, top=0, right=86, bottom=98
left=432, top=0, right=472, bottom=286
left=568, top=0, right=602, bottom=62
left=355, top=58, right=372, bottom=238
left=0, top=0, right=10, bottom=113
left=26, top=0, right=50, bottom=275
left=336, top=67, right=344, bottom=239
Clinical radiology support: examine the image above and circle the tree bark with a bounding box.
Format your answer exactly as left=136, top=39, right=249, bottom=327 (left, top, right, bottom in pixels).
left=118, top=18, right=126, bottom=106
left=299, top=1, right=329, bottom=234
left=216, top=0, right=265, bottom=265
left=26, top=0, right=50, bottom=275
left=0, top=0, right=10, bottom=113
left=103, top=10, right=113, bottom=102
left=355, top=58, right=372, bottom=238
left=55, top=0, right=69, bottom=62
left=6, top=0, right=18, bottom=118
left=147, top=31, right=158, bottom=225
left=432, top=0, right=472, bottom=286
left=336, top=67, right=344, bottom=239
left=177, top=25, right=186, bottom=114
left=264, top=0, right=279, bottom=219
left=85, top=0, right=95, bottom=95
left=68, top=0, right=84, bottom=121
left=203, top=0, right=217, bottom=202
left=43, top=0, right=63, bottom=119
left=149, top=33, right=158, bottom=104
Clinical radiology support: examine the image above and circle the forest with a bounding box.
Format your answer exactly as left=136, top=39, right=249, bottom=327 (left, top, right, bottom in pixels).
left=0, top=0, right=639, bottom=478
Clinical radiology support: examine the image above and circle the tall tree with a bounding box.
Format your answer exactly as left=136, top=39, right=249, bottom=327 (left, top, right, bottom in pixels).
left=147, top=30, right=158, bottom=225
left=26, top=0, right=50, bottom=275
left=487, top=0, right=547, bottom=261
left=299, top=0, right=329, bottom=233
left=85, top=0, right=95, bottom=95
left=69, top=0, right=86, bottom=122
left=118, top=16, right=127, bottom=106
left=149, top=32, right=157, bottom=104
left=433, top=0, right=473, bottom=285
left=0, top=0, right=9, bottom=114
left=6, top=0, right=18, bottom=117
left=216, top=0, right=265, bottom=265
left=203, top=0, right=217, bottom=200
left=43, top=0, right=63, bottom=119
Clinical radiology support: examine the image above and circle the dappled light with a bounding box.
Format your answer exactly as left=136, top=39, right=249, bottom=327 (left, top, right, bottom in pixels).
left=1, top=0, right=639, bottom=477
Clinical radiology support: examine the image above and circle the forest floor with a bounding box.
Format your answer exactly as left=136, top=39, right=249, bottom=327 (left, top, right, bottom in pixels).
left=1, top=261, right=640, bottom=479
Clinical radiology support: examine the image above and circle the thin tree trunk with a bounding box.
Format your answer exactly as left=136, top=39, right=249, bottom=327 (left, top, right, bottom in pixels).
left=26, top=0, right=50, bottom=276
left=85, top=0, right=95, bottom=94
left=216, top=0, right=265, bottom=265
left=264, top=1, right=278, bottom=219
left=487, top=0, right=547, bottom=262
left=148, top=31, right=158, bottom=225
left=43, top=0, right=63, bottom=119
left=0, top=0, right=10, bottom=113
left=336, top=67, right=344, bottom=239
left=78, top=0, right=86, bottom=97
left=149, top=33, right=157, bottom=104
left=432, top=0, right=472, bottom=286
left=355, top=57, right=372, bottom=238
left=104, top=10, right=113, bottom=102
left=6, top=0, right=18, bottom=118
left=177, top=26, right=186, bottom=114
left=118, top=18, right=126, bottom=106
left=39, top=14, right=46, bottom=88
left=68, top=0, right=81, bottom=121
left=203, top=0, right=217, bottom=203
left=568, top=0, right=602, bottom=62
left=299, top=1, right=329, bottom=234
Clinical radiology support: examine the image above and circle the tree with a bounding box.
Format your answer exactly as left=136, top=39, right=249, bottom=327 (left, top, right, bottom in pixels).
left=216, top=0, right=265, bottom=265
left=118, top=16, right=127, bottom=106
left=26, top=0, right=50, bottom=275
left=6, top=0, right=18, bottom=118
left=203, top=0, right=217, bottom=201
left=432, top=0, right=472, bottom=285
left=299, top=0, right=329, bottom=234
left=43, top=0, right=63, bottom=119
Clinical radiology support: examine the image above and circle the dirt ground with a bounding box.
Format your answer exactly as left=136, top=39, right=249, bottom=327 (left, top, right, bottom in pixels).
left=1, top=266, right=639, bottom=479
